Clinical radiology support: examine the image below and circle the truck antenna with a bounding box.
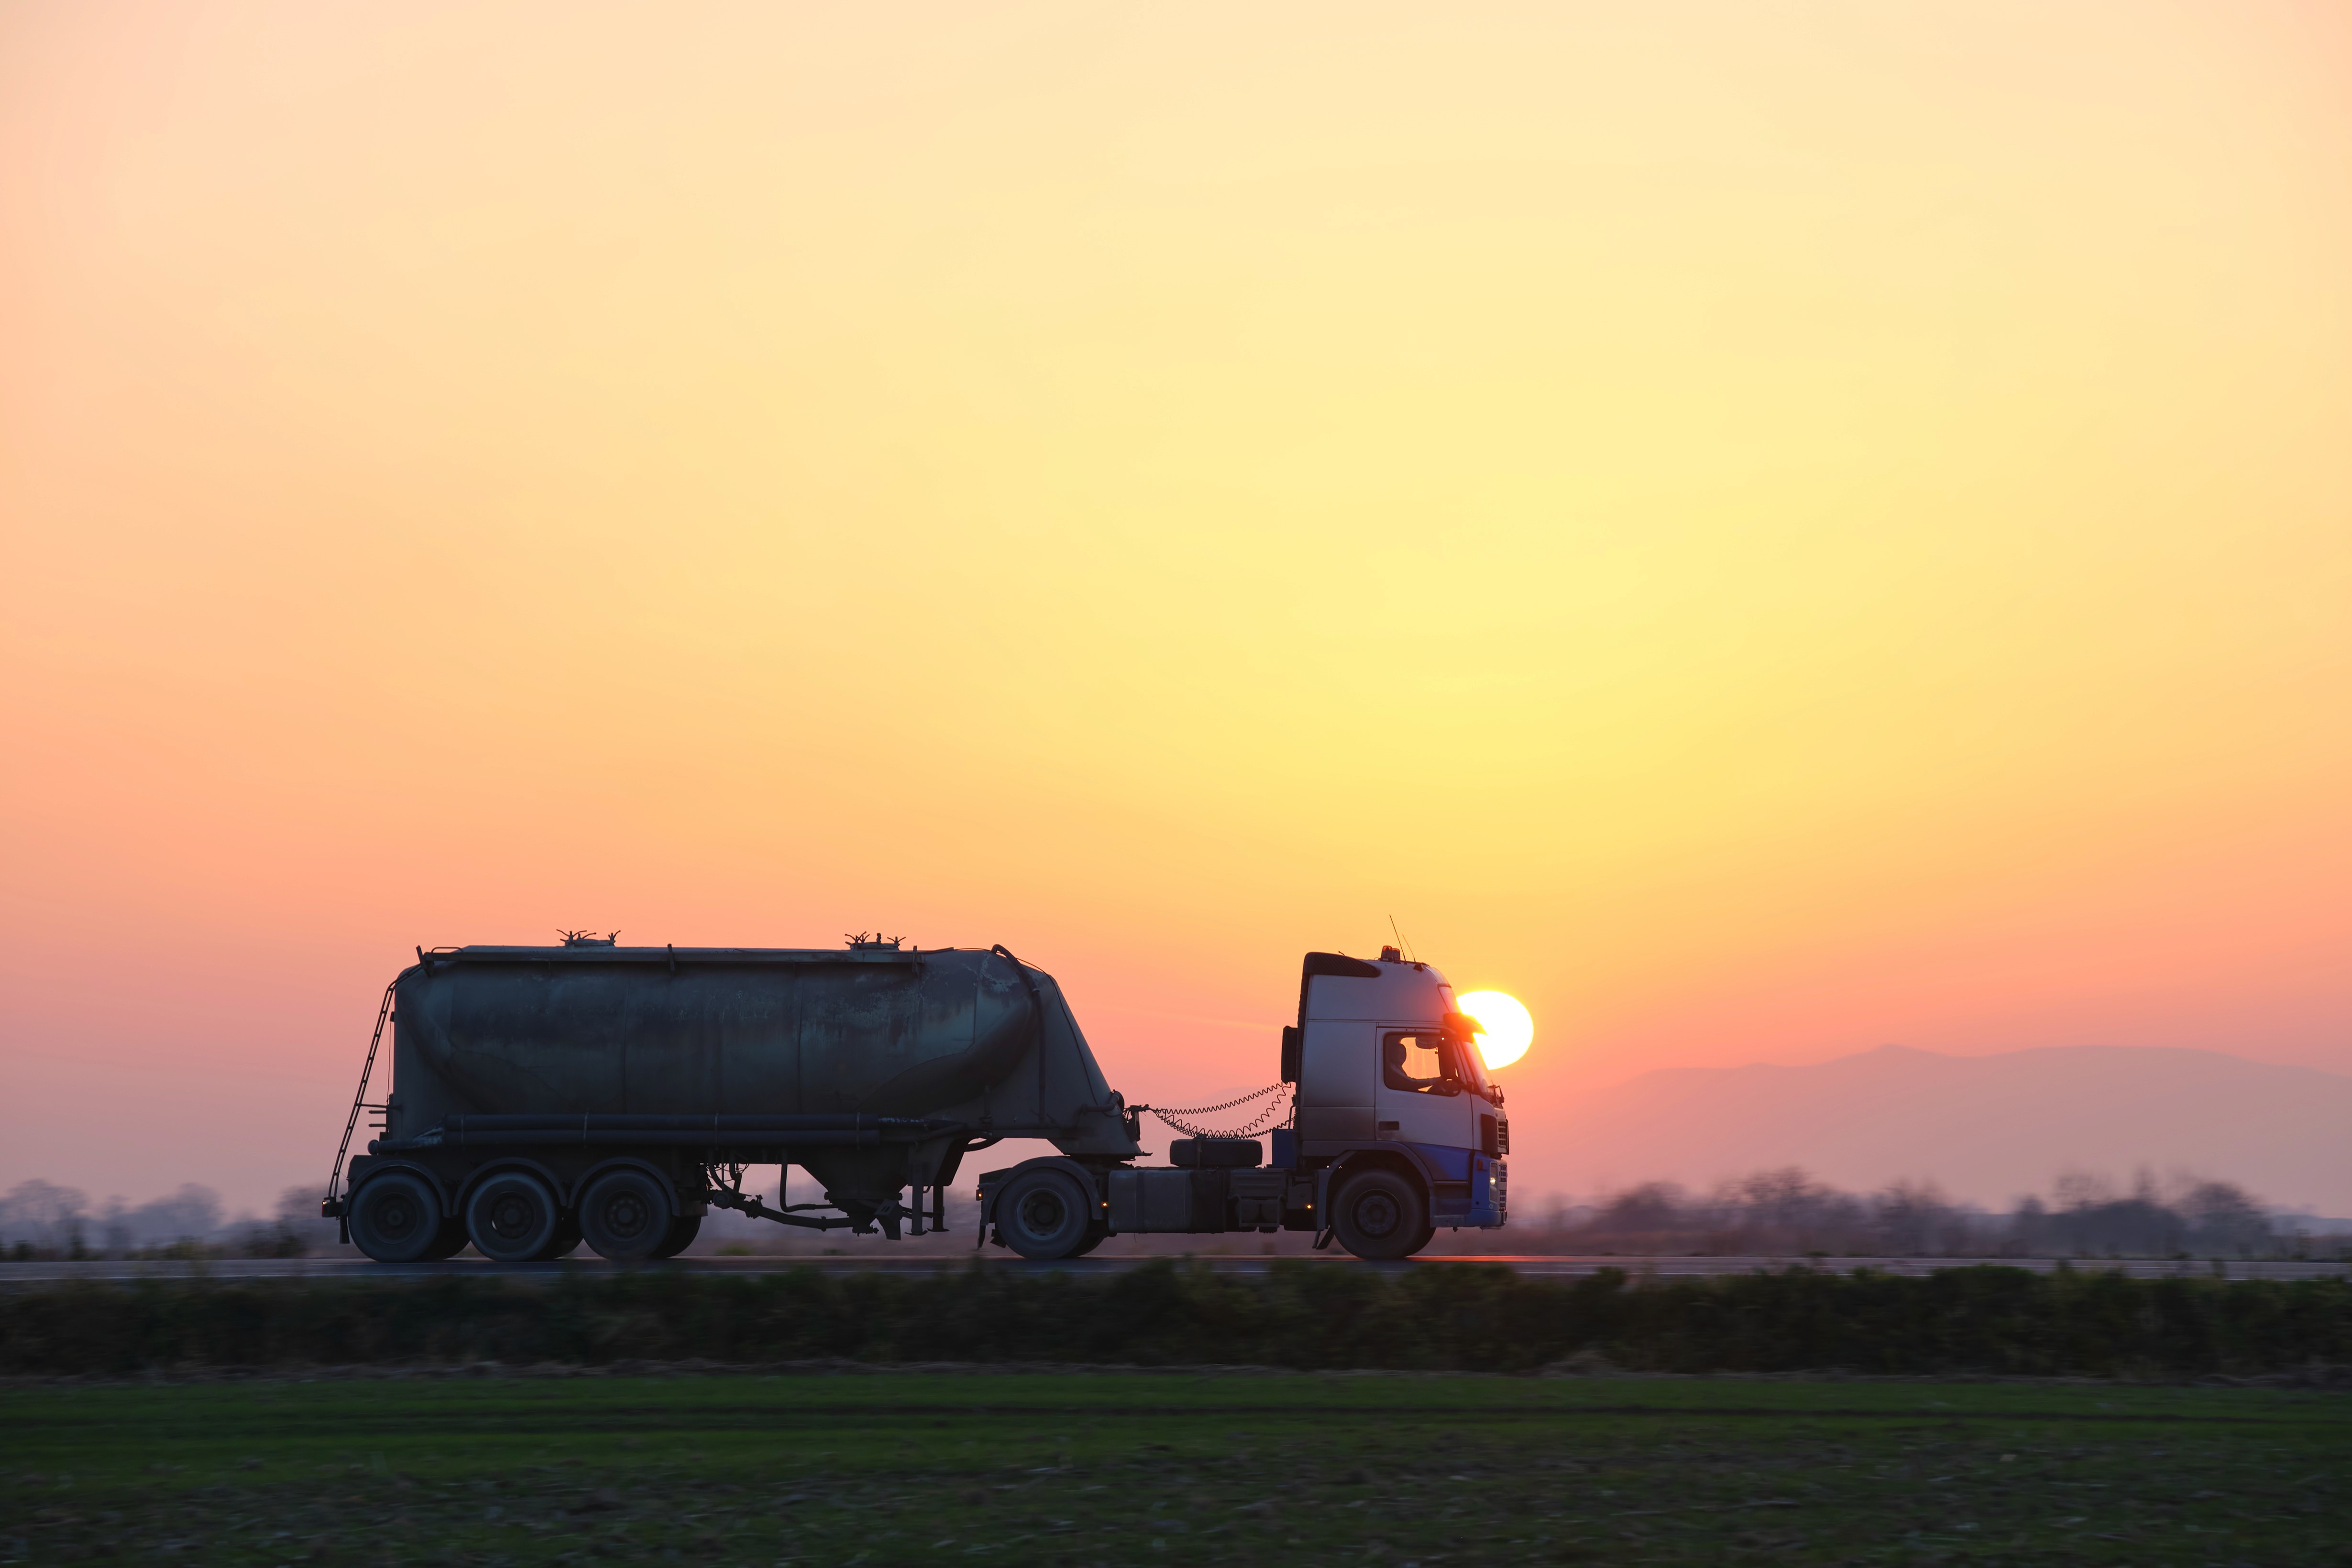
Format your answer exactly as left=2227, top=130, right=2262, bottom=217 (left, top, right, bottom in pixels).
left=1388, top=914, right=1416, bottom=963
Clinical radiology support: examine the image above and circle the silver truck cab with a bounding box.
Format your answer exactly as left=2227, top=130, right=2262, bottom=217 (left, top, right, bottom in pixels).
left=1281, top=947, right=1507, bottom=1253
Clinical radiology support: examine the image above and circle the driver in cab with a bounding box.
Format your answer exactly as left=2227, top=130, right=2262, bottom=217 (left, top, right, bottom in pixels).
left=1383, top=1033, right=1448, bottom=1093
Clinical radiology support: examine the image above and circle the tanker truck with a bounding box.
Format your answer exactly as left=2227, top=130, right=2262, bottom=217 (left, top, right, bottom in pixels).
left=324, top=937, right=1507, bottom=1264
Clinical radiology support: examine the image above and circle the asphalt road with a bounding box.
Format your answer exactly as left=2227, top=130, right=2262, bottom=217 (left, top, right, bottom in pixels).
left=4, top=1253, right=2343, bottom=1286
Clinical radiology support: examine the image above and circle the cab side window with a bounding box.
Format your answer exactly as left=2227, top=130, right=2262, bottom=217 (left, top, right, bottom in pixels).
left=1382, top=1031, right=1453, bottom=1094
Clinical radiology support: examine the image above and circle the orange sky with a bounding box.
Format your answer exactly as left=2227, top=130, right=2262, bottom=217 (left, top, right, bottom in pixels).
left=4, top=2, right=2350, bottom=1216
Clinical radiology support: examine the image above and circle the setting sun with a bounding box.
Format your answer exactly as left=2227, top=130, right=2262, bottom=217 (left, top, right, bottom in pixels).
left=1457, top=991, right=1534, bottom=1072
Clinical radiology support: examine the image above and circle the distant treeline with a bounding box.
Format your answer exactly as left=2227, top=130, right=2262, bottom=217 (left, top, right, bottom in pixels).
left=0, top=1181, right=324, bottom=1262
left=3, top=1264, right=2350, bottom=1379
left=1435, top=1168, right=2336, bottom=1261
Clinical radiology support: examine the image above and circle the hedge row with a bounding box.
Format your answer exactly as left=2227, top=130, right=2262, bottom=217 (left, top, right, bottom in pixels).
left=3, top=1263, right=2349, bottom=1378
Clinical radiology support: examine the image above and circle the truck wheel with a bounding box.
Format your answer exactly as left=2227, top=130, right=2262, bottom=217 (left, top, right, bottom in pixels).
left=1331, top=1169, right=1427, bottom=1261
left=650, top=1213, right=701, bottom=1260
left=536, top=1214, right=582, bottom=1261
left=994, top=1168, right=1092, bottom=1261
left=347, top=1171, right=446, bottom=1264
left=465, top=1171, right=560, bottom=1262
left=423, top=1216, right=471, bottom=1260
left=577, top=1169, right=671, bottom=1262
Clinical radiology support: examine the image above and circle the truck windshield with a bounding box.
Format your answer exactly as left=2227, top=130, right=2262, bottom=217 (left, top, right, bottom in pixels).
left=1442, top=1029, right=1494, bottom=1097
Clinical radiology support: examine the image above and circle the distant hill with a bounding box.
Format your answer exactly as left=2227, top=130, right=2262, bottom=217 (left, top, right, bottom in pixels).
left=1547, top=1045, right=2352, bottom=1213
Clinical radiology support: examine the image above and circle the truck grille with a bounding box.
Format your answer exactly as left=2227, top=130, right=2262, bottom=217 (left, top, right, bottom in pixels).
left=1479, top=1113, right=1502, bottom=1157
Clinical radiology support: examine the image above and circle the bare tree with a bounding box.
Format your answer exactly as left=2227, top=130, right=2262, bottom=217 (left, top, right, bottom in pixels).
left=1487, top=1167, right=2314, bottom=1261
left=0, top=1180, right=91, bottom=1258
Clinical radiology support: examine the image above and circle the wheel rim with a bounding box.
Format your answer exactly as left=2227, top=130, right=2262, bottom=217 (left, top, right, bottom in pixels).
left=1016, top=1189, right=1068, bottom=1237
left=601, top=1193, right=653, bottom=1240
left=469, top=1176, right=555, bottom=1258
left=372, top=1195, right=421, bottom=1240
left=1354, top=1190, right=1402, bottom=1239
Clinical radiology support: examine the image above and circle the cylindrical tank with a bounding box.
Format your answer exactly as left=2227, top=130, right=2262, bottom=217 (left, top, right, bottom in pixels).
left=377, top=943, right=1048, bottom=1228
left=387, top=944, right=1036, bottom=1129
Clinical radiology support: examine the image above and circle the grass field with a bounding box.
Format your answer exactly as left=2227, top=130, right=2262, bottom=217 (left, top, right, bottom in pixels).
left=5, top=1373, right=2348, bottom=1566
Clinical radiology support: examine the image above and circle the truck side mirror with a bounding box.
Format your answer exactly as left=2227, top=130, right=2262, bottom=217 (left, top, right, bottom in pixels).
left=1280, top=1025, right=1301, bottom=1084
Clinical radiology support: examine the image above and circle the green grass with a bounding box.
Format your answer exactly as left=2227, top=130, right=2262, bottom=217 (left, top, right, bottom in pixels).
left=6, top=1373, right=2348, bottom=1565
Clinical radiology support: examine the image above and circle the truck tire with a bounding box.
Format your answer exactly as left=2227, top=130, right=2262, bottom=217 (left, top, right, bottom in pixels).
left=537, top=1214, right=583, bottom=1261
left=994, top=1167, right=1092, bottom=1261
left=1331, top=1169, right=1427, bottom=1261
left=577, top=1169, right=671, bottom=1262
left=423, top=1216, right=471, bottom=1260
left=650, top=1213, right=701, bottom=1259
left=348, top=1171, right=446, bottom=1263
left=465, top=1171, right=560, bottom=1262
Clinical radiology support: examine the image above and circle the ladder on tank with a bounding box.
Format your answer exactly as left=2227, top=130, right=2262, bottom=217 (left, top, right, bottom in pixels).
left=321, top=978, right=398, bottom=1224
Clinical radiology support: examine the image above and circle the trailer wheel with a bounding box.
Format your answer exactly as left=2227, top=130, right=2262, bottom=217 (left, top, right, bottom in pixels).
left=1330, top=1169, right=1428, bottom=1261
left=536, top=1214, right=582, bottom=1261
left=577, top=1169, right=671, bottom=1262
left=464, top=1171, right=560, bottom=1262
left=994, top=1168, right=1092, bottom=1261
left=423, top=1216, right=471, bottom=1261
left=650, top=1213, right=701, bottom=1260
left=347, top=1171, right=446, bottom=1264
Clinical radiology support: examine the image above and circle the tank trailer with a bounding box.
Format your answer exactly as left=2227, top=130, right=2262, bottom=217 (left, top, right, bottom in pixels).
left=326, top=939, right=1507, bottom=1263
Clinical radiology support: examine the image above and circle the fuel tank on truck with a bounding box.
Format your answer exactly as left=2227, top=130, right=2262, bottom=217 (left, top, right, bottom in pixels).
left=388, top=944, right=1040, bottom=1133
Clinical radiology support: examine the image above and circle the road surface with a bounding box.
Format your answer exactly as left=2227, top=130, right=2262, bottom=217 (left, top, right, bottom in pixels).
left=3, top=1253, right=2342, bottom=1286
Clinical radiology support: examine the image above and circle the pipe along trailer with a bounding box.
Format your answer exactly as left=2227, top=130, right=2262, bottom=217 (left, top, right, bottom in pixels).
left=325, top=938, right=1507, bottom=1263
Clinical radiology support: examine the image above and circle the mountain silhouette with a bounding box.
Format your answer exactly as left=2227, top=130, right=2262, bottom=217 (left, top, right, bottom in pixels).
left=1549, top=1044, right=2352, bottom=1213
